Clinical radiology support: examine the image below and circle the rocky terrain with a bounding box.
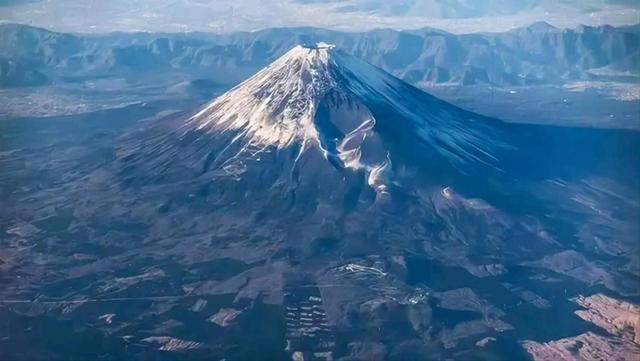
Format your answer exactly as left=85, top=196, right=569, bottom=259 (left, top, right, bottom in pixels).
left=523, top=293, right=640, bottom=361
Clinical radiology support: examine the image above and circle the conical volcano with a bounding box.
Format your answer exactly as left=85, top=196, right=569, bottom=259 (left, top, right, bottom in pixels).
left=112, top=45, right=640, bottom=288
left=118, top=43, right=505, bottom=196
left=114, top=43, right=571, bottom=281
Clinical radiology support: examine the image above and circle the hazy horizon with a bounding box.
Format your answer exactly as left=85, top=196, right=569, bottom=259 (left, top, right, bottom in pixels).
left=0, top=0, right=638, bottom=34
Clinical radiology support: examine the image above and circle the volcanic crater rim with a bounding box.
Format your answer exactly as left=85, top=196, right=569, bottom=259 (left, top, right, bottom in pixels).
left=301, top=42, right=336, bottom=50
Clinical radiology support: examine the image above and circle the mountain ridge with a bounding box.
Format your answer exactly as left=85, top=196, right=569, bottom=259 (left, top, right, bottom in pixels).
left=1, top=22, right=638, bottom=88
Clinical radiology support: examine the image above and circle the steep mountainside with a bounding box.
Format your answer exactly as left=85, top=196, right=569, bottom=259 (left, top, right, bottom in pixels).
left=114, top=44, right=640, bottom=287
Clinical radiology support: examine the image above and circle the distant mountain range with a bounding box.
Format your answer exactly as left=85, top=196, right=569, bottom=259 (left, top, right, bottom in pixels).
left=0, top=22, right=638, bottom=88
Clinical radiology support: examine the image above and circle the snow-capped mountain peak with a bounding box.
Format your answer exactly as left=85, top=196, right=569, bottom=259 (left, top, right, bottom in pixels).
left=174, top=43, right=417, bottom=192
left=138, top=43, right=503, bottom=193
left=183, top=42, right=409, bottom=151
left=187, top=43, right=347, bottom=148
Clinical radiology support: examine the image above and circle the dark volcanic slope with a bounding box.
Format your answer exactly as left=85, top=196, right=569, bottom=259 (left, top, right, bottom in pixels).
left=1, top=44, right=639, bottom=360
